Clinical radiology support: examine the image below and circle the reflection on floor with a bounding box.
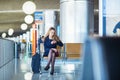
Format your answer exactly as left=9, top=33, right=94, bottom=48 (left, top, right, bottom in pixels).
left=11, top=57, right=82, bottom=80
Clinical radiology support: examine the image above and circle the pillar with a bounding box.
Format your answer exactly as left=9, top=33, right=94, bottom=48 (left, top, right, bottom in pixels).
left=60, top=0, right=94, bottom=43
left=44, top=10, right=55, bottom=34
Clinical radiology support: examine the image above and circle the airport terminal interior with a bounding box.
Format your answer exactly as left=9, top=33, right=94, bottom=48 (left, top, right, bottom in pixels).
left=0, top=0, right=120, bottom=80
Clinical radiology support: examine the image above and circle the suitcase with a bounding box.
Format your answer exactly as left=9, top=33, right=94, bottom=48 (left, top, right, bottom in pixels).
left=31, top=53, right=41, bottom=73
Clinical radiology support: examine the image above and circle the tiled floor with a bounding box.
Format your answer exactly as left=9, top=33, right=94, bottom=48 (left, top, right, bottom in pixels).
left=11, top=57, right=82, bottom=80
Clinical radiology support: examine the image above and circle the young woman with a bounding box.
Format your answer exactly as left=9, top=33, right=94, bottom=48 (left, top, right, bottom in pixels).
left=43, top=27, right=63, bottom=75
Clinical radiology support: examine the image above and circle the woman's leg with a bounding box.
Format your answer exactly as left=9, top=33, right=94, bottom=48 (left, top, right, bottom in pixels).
left=50, top=48, right=58, bottom=75
left=47, top=48, right=57, bottom=67
left=50, top=51, right=56, bottom=75
left=44, top=48, right=58, bottom=75
left=44, top=49, right=53, bottom=70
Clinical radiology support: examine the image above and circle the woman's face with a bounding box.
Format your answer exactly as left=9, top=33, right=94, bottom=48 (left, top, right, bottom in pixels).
left=49, top=29, right=55, bottom=37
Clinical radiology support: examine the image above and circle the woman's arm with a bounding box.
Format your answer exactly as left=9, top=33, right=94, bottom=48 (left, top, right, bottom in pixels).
left=57, top=40, right=63, bottom=47
left=44, top=38, right=56, bottom=48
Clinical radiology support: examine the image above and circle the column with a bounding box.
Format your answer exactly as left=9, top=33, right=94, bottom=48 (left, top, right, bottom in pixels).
left=44, top=10, right=55, bottom=34
left=60, top=0, right=94, bottom=43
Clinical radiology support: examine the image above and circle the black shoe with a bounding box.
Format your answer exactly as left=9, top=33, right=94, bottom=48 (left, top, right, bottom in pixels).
left=44, top=66, right=50, bottom=71
left=50, top=70, right=54, bottom=75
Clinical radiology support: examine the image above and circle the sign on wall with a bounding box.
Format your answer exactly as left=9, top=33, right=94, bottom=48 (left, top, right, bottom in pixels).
left=34, top=11, right=43, bottom=23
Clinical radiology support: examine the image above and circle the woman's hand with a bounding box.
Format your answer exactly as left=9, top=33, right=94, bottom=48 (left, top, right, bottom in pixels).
left=51, top=40, right=57, bottom=44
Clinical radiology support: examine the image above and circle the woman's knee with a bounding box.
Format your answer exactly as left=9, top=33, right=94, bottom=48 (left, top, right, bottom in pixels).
left=49, top=49, right=53, bottom=53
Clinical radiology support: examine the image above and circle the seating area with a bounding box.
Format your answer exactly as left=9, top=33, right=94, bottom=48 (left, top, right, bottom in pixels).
left=39, top=43, right=82, bottom=60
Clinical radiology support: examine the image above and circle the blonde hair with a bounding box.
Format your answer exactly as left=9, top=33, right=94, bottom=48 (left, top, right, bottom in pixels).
left=44, top=27, right=60, bottom=41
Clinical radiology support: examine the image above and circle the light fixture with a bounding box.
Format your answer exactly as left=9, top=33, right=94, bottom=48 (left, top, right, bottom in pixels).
left=2, top=33, right=7, bottom=38
left=24, top=15, right=34, bottom=24
left=21, top=23, right=28, bottom=30
left=22, top=1, right=36, bottom=14
left=8, top=28, right=14, bottom=36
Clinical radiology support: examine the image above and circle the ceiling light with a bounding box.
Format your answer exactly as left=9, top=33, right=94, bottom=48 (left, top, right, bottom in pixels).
left=21, top=23, right=28, bottom=30
left=2, top=33, right=7, bottom=38
left=22, top=1, right=36, bottom=14
left=8, top=28, right=14, bottom=36
left=24, top=15, right=34, bottom=24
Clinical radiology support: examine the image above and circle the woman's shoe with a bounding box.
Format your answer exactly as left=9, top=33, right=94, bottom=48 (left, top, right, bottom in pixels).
left=50, top=72, right=54, bottom=75
left=44, top=66, right=50, bottom=71
left=50, top=69, right=54, bottom=75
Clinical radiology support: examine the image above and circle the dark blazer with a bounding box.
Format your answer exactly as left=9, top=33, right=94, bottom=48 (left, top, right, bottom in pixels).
left=43, top=36, right=63, bottom=56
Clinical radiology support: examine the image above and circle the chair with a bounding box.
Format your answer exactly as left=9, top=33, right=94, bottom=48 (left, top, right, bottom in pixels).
left=39, top=43, right=67, bottom=63
left=56, top=43, right=67, bottom=63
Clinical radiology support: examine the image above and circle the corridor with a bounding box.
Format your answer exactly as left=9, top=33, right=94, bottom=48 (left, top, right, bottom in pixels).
left=11, top=57, right=81, bottom=80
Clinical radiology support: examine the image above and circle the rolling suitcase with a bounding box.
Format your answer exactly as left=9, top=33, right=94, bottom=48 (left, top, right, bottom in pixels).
left=31, top=53, right=41, bottom=73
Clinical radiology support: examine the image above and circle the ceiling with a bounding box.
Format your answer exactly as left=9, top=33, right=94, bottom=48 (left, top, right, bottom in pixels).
left=0, top=0, right=60, bottom=37
left=0, top=0, right=98, bottom=37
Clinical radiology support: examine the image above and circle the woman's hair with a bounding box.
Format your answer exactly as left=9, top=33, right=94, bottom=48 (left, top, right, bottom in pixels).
left=44, top=27, right=60, bottom=41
